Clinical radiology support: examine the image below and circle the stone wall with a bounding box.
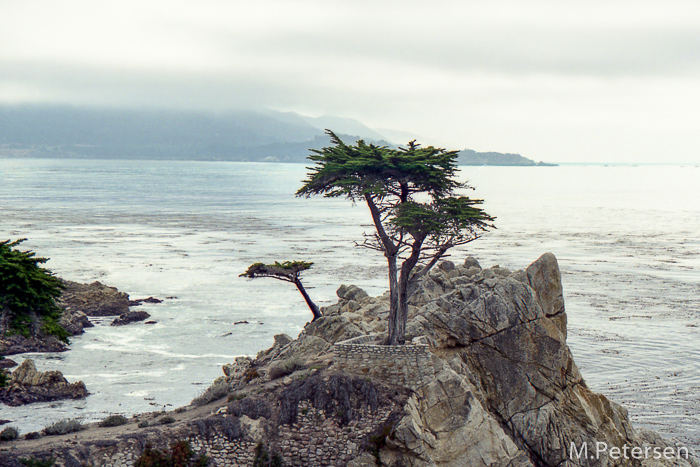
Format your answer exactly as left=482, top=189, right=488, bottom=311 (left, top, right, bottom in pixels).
left=3, top=400, right=397, bottom=467
left=333, top=335, right=435, bottom=390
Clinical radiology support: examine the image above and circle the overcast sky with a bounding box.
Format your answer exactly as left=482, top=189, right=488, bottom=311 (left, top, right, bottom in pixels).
left=2, top=0, right=699, bottom=163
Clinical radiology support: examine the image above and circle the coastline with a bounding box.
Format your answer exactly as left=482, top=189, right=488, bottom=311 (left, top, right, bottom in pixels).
left=1, top=254, right=697, bottom=466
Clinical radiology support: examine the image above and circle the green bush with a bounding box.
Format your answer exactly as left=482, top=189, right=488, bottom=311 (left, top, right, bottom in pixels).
left=0, top=239, right=67, bottom=342
left=0, top=426, right=19, bottom=441
left=24, top=431, right=42, bottom=440
left=19, top=458, right=55, bottom=467
left=42, top=418, right=84, bottom=436
left=0, top=370, right=9, bottom=388
left=98, top=414, right=128, bottom=427
left=159, top=415, right=176, bottom=425
left=135, top=440, right=209, bottom=467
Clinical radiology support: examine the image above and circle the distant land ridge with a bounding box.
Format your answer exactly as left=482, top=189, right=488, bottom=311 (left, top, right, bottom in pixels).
left=458, top=149, right=557, bottom=166
left=0, top=105, right=556, bottom=165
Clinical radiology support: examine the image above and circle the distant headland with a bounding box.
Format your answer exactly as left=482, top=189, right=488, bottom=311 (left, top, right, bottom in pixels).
left=0, top=105, right=556, bottom=166
left=458, top=149, right=557, bottom=166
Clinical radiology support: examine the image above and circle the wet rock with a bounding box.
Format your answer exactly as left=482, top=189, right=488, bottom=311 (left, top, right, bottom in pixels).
left=0, top=333, right=67, bottom=356
left=58, top=308, right=93, bottom=336
left=110, top=311, right=151, bottom=326
left=128, top=297, right=163, bottom=306
left=0, top=359, right=88, bottom=406
left=58, top=280, right=130, bottom=317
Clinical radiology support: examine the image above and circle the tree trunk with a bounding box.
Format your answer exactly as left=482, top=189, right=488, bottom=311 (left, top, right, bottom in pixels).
left=385, top=254, right=401, bottom=345
left=362, top=193, right=402, bottom=346
left=394, top=248, right=421, bottom=345
left=293, top=278, right=322, bottom=321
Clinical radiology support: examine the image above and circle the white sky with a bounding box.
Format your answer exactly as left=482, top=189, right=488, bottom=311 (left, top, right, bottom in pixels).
left=1, top=0, right=699, bottom=163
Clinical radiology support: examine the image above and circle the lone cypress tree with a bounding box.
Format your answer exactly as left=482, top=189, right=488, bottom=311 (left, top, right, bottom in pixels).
left=240, top=261, right=322, bottom=321
left=297, top=131, right=494, bottom=344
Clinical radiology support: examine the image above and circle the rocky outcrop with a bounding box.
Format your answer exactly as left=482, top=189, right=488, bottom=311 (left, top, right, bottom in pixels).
left=0, top=253, right=696, bottom=467
left=0, top=332, right=67, bottom=356
left=1, top=280, right=161, bottom=356
left=110, top=310, right=151, bottom=326
left=0, top=357, right=17, bottom=369
left=58, top=280, right=131, bottom=317
left=0, top=358, right=88, bottom=406
left=58, top=307, right=94, bottom=335
left=128, top=297, right=163, bottom=306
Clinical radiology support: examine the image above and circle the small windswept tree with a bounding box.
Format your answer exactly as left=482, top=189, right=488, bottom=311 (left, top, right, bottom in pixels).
left=297, top=131, right=494, bottom=345
left=240, top=261, right=322, bottom=321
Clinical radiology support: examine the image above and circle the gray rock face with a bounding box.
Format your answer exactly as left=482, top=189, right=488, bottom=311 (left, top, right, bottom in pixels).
left=337, top=284, right=370, bottom=303
left=110, top=310, right=151, bottom=326
left=1, top=253, right=696, bottom=467
left=0, top=359, right=88, bottom=406
left=58, top=308, right=93, bottom=335
left=58, top=280, right=130, bottom=316
left=326, top=254, right=697, bottom=467
left=464, top=256, right=481, bottom=269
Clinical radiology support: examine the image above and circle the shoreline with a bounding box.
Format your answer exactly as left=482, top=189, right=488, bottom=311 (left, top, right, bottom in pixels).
left=1, top=253, right=697, bottom=466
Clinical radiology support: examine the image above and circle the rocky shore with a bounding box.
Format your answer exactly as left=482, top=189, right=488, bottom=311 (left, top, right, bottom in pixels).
left=0, top=253, right=697, bottom=466
left=0, top=359, right=88, bottom=407
left=1, top=280, right=160, bottom=357
left=1, top=280, right=162, bottom=408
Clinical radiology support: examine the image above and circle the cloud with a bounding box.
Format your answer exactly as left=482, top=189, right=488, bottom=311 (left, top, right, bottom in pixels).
left=2, top=0, right=700, bottom=162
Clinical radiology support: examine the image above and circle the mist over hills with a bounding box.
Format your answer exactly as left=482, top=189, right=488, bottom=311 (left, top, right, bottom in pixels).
left=0, top=105, right=552, bottom=165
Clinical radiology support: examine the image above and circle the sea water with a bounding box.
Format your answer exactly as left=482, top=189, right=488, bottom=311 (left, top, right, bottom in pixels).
left=0, top=159, right=698, bottom=448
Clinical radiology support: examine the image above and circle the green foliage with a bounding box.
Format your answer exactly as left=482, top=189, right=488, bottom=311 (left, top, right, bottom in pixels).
left=391, top=197, right=493, bottom=243
left=158, top=415, right=176, bottom=425
left=40, top=315, right=70, bottom=343
left=0, top=370, right=9, bottom=388
left=98, top=414, right=128, bottom=427
left=240, top=261, right=313, bottom=280
left=297, top=132, right=461, bottom=201
left=135, top=440, right=209, bottom=467
left=240, top=260, right=321, bottom=321
left=42, top=418, right=84, bottom=436
left=0, top=426, right=19, bottom=441
left=297, top=131, right=495, bottom=344
left=19, top=458, right=55, bottom=467
left=0, top=239, right=67, bottom=342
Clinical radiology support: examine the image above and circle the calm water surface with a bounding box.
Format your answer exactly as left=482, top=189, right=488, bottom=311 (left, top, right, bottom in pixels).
left=0, top=159, right=698, bottom=447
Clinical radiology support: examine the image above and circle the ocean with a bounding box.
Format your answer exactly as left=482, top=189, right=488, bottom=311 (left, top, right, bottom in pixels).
left=1, top=159, right=699, bottom=448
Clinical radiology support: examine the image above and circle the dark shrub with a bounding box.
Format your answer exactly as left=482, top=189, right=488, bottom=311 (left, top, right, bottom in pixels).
left=0, top=426, right=19, bottom=441
left=98, top=414, right=128, bottom=427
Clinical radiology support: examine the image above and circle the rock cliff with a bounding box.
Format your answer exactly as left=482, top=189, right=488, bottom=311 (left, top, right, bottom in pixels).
left=0, top=359, right=88, bottom=407
left=0, top=253, right=695, bottom=467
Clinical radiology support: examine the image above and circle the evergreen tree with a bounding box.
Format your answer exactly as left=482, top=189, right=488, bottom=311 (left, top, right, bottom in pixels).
left=297, top=131, right=494, bottom=344
left=240, top=261, right=322, bottom=321
left=0, top=239, right=67, bottom=341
